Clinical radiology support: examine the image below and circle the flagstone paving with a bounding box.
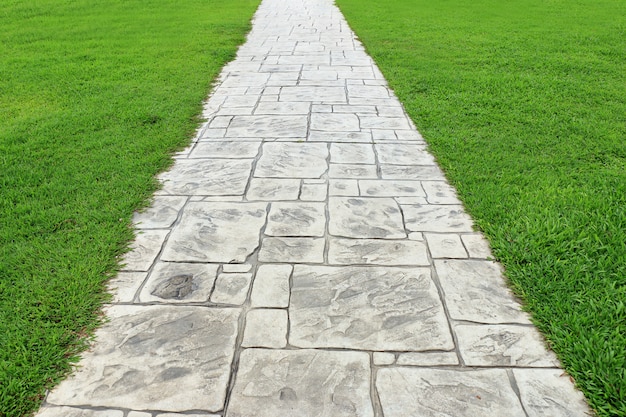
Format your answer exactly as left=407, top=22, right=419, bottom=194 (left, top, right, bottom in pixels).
left=36, top=0, right=592, bottom=416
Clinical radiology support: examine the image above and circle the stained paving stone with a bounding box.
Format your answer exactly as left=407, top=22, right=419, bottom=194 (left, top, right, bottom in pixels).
left=266, top=202, right=326, bottom=237
left=161, top=202, right=267, bottom=263
left=133, top=196, right=186, bottom=229
left=255, top=142, right=328, bottom=178
left=250, top=264, right=292, bottom=308
left=210, top=273, right=253, bottom=305
left=329, top=197, right=406, bottom=239
left=189, top=141, right=261, bottom=159
left=226, top=349, right=373, bottom=417
left=139, top=263, right=219, bottom=303
left=376, top=368, right=526, bottom=417
left=424, top=233, right=468, bottom=258
left=402, top=204, right=474, bottom=232
left=246, top=178, right=301, bottom=200
left=289, top=266, right=453, bottom=351
left=396, top=351, right=459, bottom=366
left=242, top=309, right=288, bottom=348
left=158, top=159, right=252, bottom=196
left=328, top=237, right=429, bottom=266
left=259, top=237, right=325, bottom=263
left=45, top=306, right=240, bottom=412
left=121, top=230, right=169, bottom=271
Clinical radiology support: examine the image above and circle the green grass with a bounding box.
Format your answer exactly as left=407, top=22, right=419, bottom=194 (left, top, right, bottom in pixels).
left=0, top=0, right=259, bottom=415
left=335, top=0, right=625, bottom=415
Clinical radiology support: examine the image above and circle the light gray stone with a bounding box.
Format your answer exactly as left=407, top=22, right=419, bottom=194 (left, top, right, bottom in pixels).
left=280, top=86, right=346, bottom=102
left=122, top=230, right=169, bottom=271
left=329, top=197, right=406, bottom=239
left=422, top=181, right=462, bottom=204
left=455, top=324, right=559, bottom=367
left=435, top=260, right=531, bottom=324
left=329, top=179, right=359, bottom=196
left=310, top=113, right=360, bottom=131
left=380, top=165, right=446, bottom=180
left=127, top=412, right=151, bottom=417
left=300, top=183, right=328, bottom=201
left=107, top=272, right=145, bottom=303
left=376, top=368, right=526, bottom=417
left=328, top=238, right=429, bottom=266
left=290, top=266, right=453, bottom=350
left=133, top=196, right=186, bottom=229
left=139, top=263, right=218, bottom=303
left=255, top=101, right=310, bottom=115
left=161, top=202, right=267, bottom=263
left=373, top=352, right=396, bottom=365
left=247, top=178, right=301, bottom=200
left=189, top=141, right=260, bottom=159
left=222, top=263, right=252, bottom=273
left=375, top=144, right=435, bottom=165
left=402, top=204, right=474, bottom=232
left=227, top=115, right=307, bottom=138
left=359, top=180, right=425, bottom=197
left=250, top=264, right=292, bottom=308
left=329, top=163, right=377, bottom=179
left=266, top=202, right=326, bottom=237
left=222, top=95, right=260, bottom=108
left=424, top=233, right=468, bottom=258
left=308, top=131, right=372, bottom=142
left=359, top=116, right=410, bottom=130
left=159, top=159, right=252, bottom=196
left=462, top=234, right=493, bottom=259
left=259, top=237, right=325, bottom=263
left=347, top=85, right=390, bottom=99
left=330, top=143, right=375, bottom=164
left=255, top=142, right=328, bottom=178
left=210, top=273, right=252, bottom=305
left=242, top=309, right=288, bottom=348
left=396, top=351, right=459, bottom=366
left=156, top=414, right=220, bottom=417
left=226, top=349, right=373, bottom=417
left=46, top=306, right=240, bottom=412
left=36, top=407, right=123, bottom=417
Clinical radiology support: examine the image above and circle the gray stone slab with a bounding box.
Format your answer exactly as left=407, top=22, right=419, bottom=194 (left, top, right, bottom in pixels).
left=380, top=165, right=446, bottom=180
left=255, top=102, right=310, bottom=115
left=266, top=202, right=326, bottom=237
left=376, top=368, right=526, bottom=417
left=373, top=352, right=396, bottom=365
left=462, top=234, right=493, bottom=258
left=300, top=182, right=328, bottom=201
left=347, top=85, right=390, bottom=99
left=246, top=178, right=301, bottom=200
left=37, top=407, right=123, bottom=417
left=359, top=180, right=425, bottom=197
left=330, top=143, right=375, bottom=164
left=396, top=351, right=459, bottom=366
left=359, top=116, right=410, bottom=130
left=402, top=204, right=474, bottom=232
left=328, top=237, right=429, bottom=266
left=226, top=115, right=307, bottom=138
left=329, top=163, right=377, bottom=179
left=375, top=144, right=436, bottom=165
left=255, top=142, right=328, bottom=178
left=159, top=159, right=252, bottom=196
left=259, top=237, right=325, bottom=263
left=226, top=349, right=373, bottom=417
left=329, top=197, right=406, bottom=239
left=329, top=179, right=359, bottom=196
left=250, top=264, right=292, bottom=308
left=289, top=265, right=453, bottom=350
left=107, top=272, right=146, bottom=303
left=220, top=72, right=269, bottom=88
left=280, top=86, right=346, bottom=102
left=122, top=230, right=169, bottom=271
left=242, top=309, right=288, bottom=348
left=422, top=181, right=462, bottom=204
left=139, top=263, right=219, bottom=303
left=210, top=273, right=252, bottom=305
left=133, top=196, right=186, bottom=229
left=189, top=141, right=260, bottom=159
left=435, top=260, right=531, bottom=324
left=424, top=233, right=468, bottom=258
left=455, top=324, right=559, bottom=367
left=308, top=131, right=372, bottom=142
left=161, top=202, right=267, bottom=263
left=46, top=306, right=240, bottom=412
left=310, top=113, right=360, bottom=131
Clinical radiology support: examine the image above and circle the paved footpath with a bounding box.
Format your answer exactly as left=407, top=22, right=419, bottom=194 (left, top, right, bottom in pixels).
left=37, top=0, right=592, bottom=416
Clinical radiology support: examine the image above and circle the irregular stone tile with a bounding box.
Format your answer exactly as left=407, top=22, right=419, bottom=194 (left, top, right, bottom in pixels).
left=301, top=70, right=338, bottom=80
left=311, top=104, right=333, bottom=112
left=402, top=204, right=474, bottom=232
left=455, top=324, right=559, bottom=367
left=308, top=131, right=372, bottom=142
left=376, top=368, right=525, bottom=417
left=46, top=306, right=240, bottom=412
left=329, top=179, right=359, bottom=196
left=290, top=266, right=453, bottom=351
left=424, top=233, right=468, bottom=258
left=347, top=85, right=390, bottom=99
left=139, top=263, right=219, bottom=303
left=279, top=54, right=331, bottom=65
left=250, top=264, right=292, bottom=308
left=37, top=406, right=123, bottom=417
left=161, top=202, right=267, bottom=263
left=380, top=165, right=446, bottom=180
left=462, top=234, right=493, bottom=259
left=513, top=369, right=592, bottom=417
left=255, top=102, right=310, bottom=115
left=280, top=86, right=346, bottom=102
left=359, top=116, right=410, bottom=130
left=222, top=95, right=260, bottom=108
left=222, top=263, right=252, bottom=273
left=330, top=143, right=375, bottom=164
left=220, top=72, right=270, bottom=88
left=159, top=159, right=252, bottom=196
left=329, top=197, right=406, bottom=239
left=255, top=142, right=328, bottom=178
left=300, top=183, right=327, bottom=201
left=395, top=130, right=424, bottom=141
left=247, top=178, right=301, bottom=200
left=310, top=113, right=360, bottom=131
left=359, top=180, right=425, bottom=197
left=329, top=163, right=377, bottom=179
left=199, top=128, right=226, bottom=139
left=242, top=309, right=288, bottom=348
left=133, top=196, right=186, bottom=229
left=107, top=272, right=146, bottom=303
left=376, top=106, right=405, bottom=117
left=189, top=141, right=260, bottom=159
left=226, top=349, right=373, bottom=417
left=258, top=237, right=325, bottom=263
left=333, top=104, right=376, bottom=113
left=375, top=144, right=436, bottom=165
left=210, top=273, right=252, bottom=305
left=422, top=181, right=462, bottom=204
left=371, top=129, right=397, bottom=140
left=373, top=352, right=396, bottom=366
left=122, top=230, right=169, bottom=271
left=266, top=202, right=326, bottom=237
left=435, top=260, right=531, bottom=324
left=328, top=238, right=429, bottom=266
left=226, top=115, right=307, bottom=138
left=395, top=196, right=428, bottom=205
left=396, top=352, right=459, bottom=366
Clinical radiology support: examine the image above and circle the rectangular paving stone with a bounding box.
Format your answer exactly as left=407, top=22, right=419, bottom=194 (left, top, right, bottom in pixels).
left=246, top=178, right=301, bottom=200
left=308, top=130, right=372, bottom=142
left=359, top=116, right=410, bottom=130
left=461, top=234, right=493, bottom=259
left=375, top=143, right=436, bottom=165
left=396, top=351, right=459, bottom=366
left=210, top=273, right=252, bottom=305
left=359, top=180, right=425, bottom=197
left=226, top=115, right=307, bottom=138
left=300, top=182, right=328, bottom=201
left=424, top=233, right=468, bottom=258
left=347, top=85, right=390, bottom=99
left=329, top=197, right=406, bottom=239
left=328, top=237, right=429, bottom=266
left=329, top=179, right=359, bottom=196
left=189, top=141, right=261, bottom=159
left=139, top=263, right=219, bottom=303
left=159, top=159, right=252, bottom=196
left=250, top=264, right=292, bottom=308
left=255, top=142, right=328, bottom=178
left=330, top=143, right=375, bottom=164
left=46, top=306, right=240, bottom=412
left=266, top=202, right=326, bottom=237
left=376, top=368, right=526, bottom=417
left=259, top=237, right=325, bottom=263
left=242, top=309, right=288, bottom=348
left=161, top=202, right=267, bottom=263
left=402, top=204, right=474, bottom=232
left=289, top=265, right=453, bottom=351
left=280, top=86, right=346, bottom=102
left=329, top=163, right=377, bottom=179
left=310, top=113, right=360, bottom=131
left=37, top=407, right=124, bottom=417
left=422, top=181, right=462, bottom=204
left=107, top=272, right=146, bottom=303
left=380, top=165, right=446, bottom=180
left=226, top=349, right=373, bottom=417
left=133, top=196, right=186, bottom=229
left=122, top=230, right=169, bottom=271
left=255, top=101, right=311, bottom=115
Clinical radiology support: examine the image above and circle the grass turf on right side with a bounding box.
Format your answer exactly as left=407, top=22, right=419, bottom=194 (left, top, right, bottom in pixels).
left=335, top=0, right=626, bottom=415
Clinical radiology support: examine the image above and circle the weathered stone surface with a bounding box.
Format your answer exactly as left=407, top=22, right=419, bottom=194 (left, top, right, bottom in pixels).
left=159, top=159, right=252, bottom=196
left=139, top=263, right=218, bottom=303
left=308, top=131, right=372, bottom=142
left=402, top=204, right=474, bottom=232
left=330, top=143, right=375, bottom=164
left=310, top=113, right=360, bottom=131
left=380, top=165, right=445, bottom=180
left=222, top=263, right=252, bottom=273
left=122, top=230, right=169, bottom=271
left=456, top=324, right=559, bottom=367
left=255, top=142, right=328, bottom=178
left=226, top=349, right=373, bottom=417
left=247, top=178, right=301, bottom=200
left=37, top=406, right=124, bottom=417
left=133, top=196, right=186, bottom=229
left=280, top=86, right=346, bottom=102
left=189, top=141, right=260, bottom=159
left=329, top=197, right=406, bottom=239
left=359, top=180, right=425, bottom=197
left=227, top=115, right=307, bottom=138
left=377, top=368, right=525, bottom=417
left=161, top=202, right=267, bottom=263
left=290, top=266, right=453, bottom=350
left=266, top=202, right=326, bottom=237
left=46, top=306, right=240, bottom=412
left=259, top=237, right=325, bottom=263
left=514, top=369, right=592, bottom=417
left=329, top=179, right=359, bottom=196
left=424, top=233, right=468, bottom=258
left=359, top=116, right=410, bottom=130
left=422, top=181, right=461, bottom=204
left=396, top=351, right=459, bottom=366
left=329, top=163, right=377, bottom=179
left=242, top=309, right=288, bottom=348
left=347, top=85, right=390, bottom=99
left=435, top=260, right=531, bottom=324
left=300, top=182, right=328, bottom=201
left=375, top=144, right=435, bottom=165
left=255, top=101, right=311, bottom=115
left=107, top=272, right=146, bottom=303
left=461, top=234, right=492, bottom=258
left=210, top=273, right=253, bottom=305
left=373, top=352, right=396, bottom=365
left=250, top=264, right=292, bottom=308
left=328, top=237, right=429, bottom=266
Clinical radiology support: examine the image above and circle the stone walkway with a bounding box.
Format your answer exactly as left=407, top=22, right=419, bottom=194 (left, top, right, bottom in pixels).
left=37, top=0, right=592, bottom=416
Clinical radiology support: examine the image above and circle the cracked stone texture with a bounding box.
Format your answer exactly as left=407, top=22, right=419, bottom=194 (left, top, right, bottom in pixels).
left=329, top=197, right=406, bottom=239
left=266, top=202, right=326, bottom=237
left=328, top=237, right=429, bottom=266
left=139, top=262, right=218, bottom=303
left=158, top=159, right=252, bottom=196
left=132, top=196, right=186, bottom=229
left=255, top=142, right=328, bottom=178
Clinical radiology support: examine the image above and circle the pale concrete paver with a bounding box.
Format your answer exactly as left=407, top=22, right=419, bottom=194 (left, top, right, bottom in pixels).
left=37, top=0, right=592, bottom=415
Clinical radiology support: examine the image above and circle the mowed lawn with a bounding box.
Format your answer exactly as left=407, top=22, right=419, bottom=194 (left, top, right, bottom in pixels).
left=335, top=0, right=625, bottom=415
left=0, top=0, right=259, bottom=415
